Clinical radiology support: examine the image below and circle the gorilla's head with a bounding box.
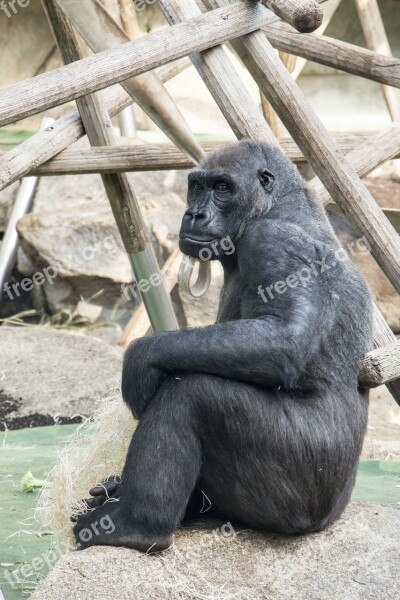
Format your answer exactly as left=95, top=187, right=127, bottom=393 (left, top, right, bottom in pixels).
left=179, top=140, right=304, bottom=260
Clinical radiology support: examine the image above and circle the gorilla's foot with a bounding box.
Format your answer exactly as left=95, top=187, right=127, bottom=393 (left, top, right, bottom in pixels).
left=83, top=475, right=122, bottom=509
left=73, top=502, right=173, bottom=553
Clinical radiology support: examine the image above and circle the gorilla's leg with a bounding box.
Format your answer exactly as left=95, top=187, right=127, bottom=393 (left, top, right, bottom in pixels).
left=73, top=375, right=202, bottom=551
left=73, top=374, right=363, bottom=550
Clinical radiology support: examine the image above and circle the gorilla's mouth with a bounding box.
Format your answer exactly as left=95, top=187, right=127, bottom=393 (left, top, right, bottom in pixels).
left=179, top=236, right=217, bottom=245
left=179, top=236, right=219, bottom=259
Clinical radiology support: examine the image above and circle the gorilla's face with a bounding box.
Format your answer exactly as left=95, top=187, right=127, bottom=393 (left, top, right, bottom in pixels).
left=179, top=169, right=241, bottom=260
left=179, top=143, right=277, bottom=261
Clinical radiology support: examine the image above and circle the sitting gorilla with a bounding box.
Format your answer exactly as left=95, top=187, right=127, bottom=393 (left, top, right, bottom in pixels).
left=73, top=141, right=373, bottom=552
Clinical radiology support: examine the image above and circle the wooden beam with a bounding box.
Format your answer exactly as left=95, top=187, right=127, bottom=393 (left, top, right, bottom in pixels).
left=260, top=0, right=323, bottom=33
left=290, top=0, right=342, bottom=81
left=354, top=0, right=400, bottom=121
left=0, top=1, right=284, bottom=128
left=313, top=120, right=400, bottom=206
left=359, top=341, right=400, bottom=388
left=263, top=23, right=400, bottom=90
left=14, top=135, right=399, bottom=175
left=0, top=58, right=191, bottom=192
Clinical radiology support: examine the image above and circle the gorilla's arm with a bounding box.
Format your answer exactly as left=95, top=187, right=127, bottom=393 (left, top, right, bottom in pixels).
left=122, top=231, right=326, bottom=417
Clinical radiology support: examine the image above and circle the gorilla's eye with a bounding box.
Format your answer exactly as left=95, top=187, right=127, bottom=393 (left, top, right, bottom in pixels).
left=192, top=182, right=204, bottom=193
left=215, top=182, right=229, bottom=193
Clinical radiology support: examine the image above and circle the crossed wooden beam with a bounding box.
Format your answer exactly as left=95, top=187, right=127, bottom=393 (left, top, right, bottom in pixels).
left=0, top=0, right=399, bottom=401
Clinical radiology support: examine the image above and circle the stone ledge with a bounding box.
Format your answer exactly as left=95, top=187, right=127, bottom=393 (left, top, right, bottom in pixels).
left=31, top=503, right=400, bottom=600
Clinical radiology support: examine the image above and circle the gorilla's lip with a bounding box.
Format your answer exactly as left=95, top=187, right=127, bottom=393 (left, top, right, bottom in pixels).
left=179, top=236, right=218, bottom=245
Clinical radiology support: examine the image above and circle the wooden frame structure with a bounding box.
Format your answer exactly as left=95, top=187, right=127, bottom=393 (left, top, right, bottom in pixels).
left=0, top=0, right=399, bottom=402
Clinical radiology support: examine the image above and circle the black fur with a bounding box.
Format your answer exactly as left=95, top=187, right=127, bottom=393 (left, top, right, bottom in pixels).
left=73, top=141, right=373, bottom=551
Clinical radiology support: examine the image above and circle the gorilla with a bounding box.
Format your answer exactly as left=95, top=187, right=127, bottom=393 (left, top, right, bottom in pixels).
left=73, top=141, right=373, bottom=552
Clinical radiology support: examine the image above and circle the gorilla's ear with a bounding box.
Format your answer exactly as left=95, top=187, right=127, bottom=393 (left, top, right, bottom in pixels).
left=258, top=169, right=275, bottom=192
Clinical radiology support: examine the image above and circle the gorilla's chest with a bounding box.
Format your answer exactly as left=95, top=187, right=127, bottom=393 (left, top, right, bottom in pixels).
left=217, top=269, right=246, bottom=322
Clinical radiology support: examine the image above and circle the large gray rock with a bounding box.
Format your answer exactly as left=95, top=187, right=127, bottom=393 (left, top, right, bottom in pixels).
left=31, top=503, right=399, bottom=600
left=0, top=326, right=122, bottom=428
left=15, top=171, right=187, bottom=317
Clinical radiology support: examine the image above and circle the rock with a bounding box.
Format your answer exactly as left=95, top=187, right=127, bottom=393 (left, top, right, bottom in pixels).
left=15, top=172, right=187, bottom=317
left=362, top=386, right=400, bottom=460
left=0, top=326, right=122, bottom=429
left=30, top=503, right=399, bottom=600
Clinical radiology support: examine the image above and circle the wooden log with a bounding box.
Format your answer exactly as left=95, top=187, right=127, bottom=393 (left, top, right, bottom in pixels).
left=0, top=1, right=284, bottom=128
left=42, top=0, right=178, bottom=331
left=207, top=0, right=400, bottom=297
left=311, top=121, right=400, bottom=206
left=359, top=341, right=400, bottom=388
left=313, top=120, right=400, bottom=206
left=264, top=22, right=400, bottom=89
left=289, top=0, right=342, bottom=81
left=326, top=204, right=400, bottom=233
left=57, top=0, right=204, bottom=161
left=118, top=0, right=141, bottom=39
left=260, top=0, right=323, bottom=33
left=0, top=58, right=191, bottom=192
left=354, top=0, right=400, bottom=121
left=158, top=0, right=276, bottom=144
left=16, top=134, right=400, bottom=175
left=369, top=309, right=400, bottom=402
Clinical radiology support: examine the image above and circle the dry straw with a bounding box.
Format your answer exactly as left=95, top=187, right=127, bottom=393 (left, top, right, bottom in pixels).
left=36, top=392, right=136, bottom=546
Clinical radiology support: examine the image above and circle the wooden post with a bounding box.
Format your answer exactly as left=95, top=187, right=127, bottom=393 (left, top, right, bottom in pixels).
left=118, top=0, right=141, bottom=39
left=260, top=0, right=323, bottom=33
left=354, top=0, right=400, bottom=121
left=42, top=0, right=179, bottom=332
left=57, top=0, right=204, bottom=162
left=8, top=134, right=400, bottom=176
left=359, top=340, right=400, bottom=388
left=289, top=0, right=342, bottom=81
left=312, top=120, right=400, bottom=206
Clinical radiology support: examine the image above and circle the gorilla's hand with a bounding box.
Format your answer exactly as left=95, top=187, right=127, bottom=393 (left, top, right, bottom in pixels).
left=122, top=336, right=167, bottom=419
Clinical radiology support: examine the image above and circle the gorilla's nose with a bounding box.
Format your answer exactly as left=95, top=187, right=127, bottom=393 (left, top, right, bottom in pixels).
left=184, top=206, right=213, bottom=228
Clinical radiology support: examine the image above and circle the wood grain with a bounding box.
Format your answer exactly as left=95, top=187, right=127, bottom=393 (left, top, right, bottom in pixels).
left=359, top=340, right=400, bottom=388
left=261, top=0, right=322, bottom=32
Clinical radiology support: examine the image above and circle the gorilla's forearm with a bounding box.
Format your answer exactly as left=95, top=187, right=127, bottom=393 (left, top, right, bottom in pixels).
left=151, top=317, right=317, bottom=388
